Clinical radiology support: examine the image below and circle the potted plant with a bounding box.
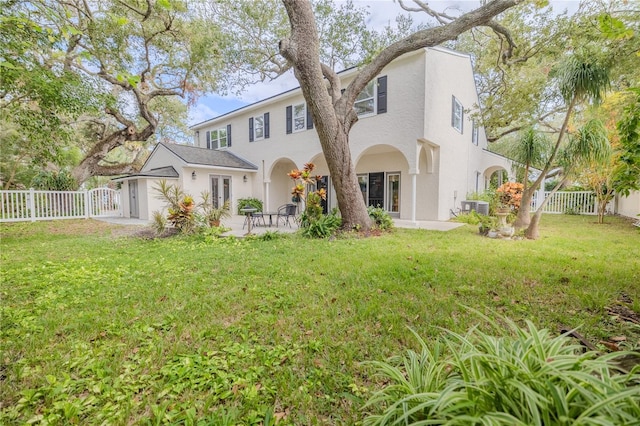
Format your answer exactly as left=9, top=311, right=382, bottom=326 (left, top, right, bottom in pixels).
left=205, top=200, right=230, bottom=227
left=199, top=191, right=231, bottom=227
left=478, top=214, right=496, bottom=236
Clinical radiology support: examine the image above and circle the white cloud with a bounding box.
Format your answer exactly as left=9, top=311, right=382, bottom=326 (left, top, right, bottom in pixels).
left=188, top=103, right=220, bottom=126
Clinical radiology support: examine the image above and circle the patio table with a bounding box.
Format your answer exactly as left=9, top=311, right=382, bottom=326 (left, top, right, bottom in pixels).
left=261, top=211, right=278, bottom=227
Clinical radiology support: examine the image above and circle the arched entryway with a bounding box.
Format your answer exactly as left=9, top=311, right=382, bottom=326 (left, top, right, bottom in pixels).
left=266, top=157, right=297, bottom=212
left=355, top=144, right=410, bottom=218
left=484, top=166, right=510, bottom=190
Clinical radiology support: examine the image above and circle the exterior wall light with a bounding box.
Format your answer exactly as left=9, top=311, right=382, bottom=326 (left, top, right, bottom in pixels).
left=192, top=171, right=196, bottom=180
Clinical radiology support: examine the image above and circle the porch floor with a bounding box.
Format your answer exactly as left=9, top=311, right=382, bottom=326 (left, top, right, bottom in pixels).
left=95, top=215, right=463, bottom=237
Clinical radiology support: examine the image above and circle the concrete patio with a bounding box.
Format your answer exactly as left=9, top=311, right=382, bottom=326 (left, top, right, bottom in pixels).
left=96, top=214, right=464, bottom=237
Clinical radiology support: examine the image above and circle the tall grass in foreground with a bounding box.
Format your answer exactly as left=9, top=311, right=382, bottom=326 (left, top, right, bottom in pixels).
left=363, top=315, right=640, bottom=425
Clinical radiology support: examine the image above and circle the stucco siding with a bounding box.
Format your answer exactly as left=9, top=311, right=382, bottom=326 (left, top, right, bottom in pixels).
left=616, top=190, right=640, bottom=219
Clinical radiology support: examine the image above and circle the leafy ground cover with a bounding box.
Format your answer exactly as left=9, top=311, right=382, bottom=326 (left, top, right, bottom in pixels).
left=1, top=215, right=639, bottom=424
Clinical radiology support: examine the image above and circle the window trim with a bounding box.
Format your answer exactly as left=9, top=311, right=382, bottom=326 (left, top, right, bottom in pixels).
left=451, top=96, right=463, bottom=133
left=253, top=114, right=265, bottom=141
left=207, top=127, right=228, bottom=150
left=355, top=80, right=377, bottom=118
left=293, top=102, right=306, bottom=133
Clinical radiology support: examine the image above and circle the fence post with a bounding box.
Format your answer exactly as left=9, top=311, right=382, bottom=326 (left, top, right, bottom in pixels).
left=84, top=190, right=90, bottom=218
left=29, top=188, right=36, bottom=222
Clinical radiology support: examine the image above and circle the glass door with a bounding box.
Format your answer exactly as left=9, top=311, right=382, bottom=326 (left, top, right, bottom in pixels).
left=211, top=175, right=231, bottom=208
left=368, top=172, right=384, bottom=208
left=386, top=173, right=400, bottom=215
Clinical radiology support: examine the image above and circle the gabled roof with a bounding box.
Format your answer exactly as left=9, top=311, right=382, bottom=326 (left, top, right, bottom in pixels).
left=158, top=142, right=258, bottom=170
left=135, top=166, right=179, bottom=178
left=112, top=166, right=179, bottom=182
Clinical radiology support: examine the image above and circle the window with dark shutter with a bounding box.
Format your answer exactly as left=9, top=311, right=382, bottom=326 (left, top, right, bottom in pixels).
left=377, top=76, right=387, bottom=114
left=206, top=130, right=211, bottom=149
left=227, top=124, right=232, bottom=147
left=249, top=117, right=254, bottom=142
left=264, top=112, right=270, bottom=139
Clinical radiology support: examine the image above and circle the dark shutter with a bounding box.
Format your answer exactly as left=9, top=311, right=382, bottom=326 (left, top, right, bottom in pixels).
left=264, top=112, right=270, bottom=139
left=206, top=130, right=211, bottom=149
left=226, top=124, right=232, bottom=147
left=377, top=76, right=387, bottom=114
left=249, top=117, right=254, bottom=142
left=286, top=105, right=292, bottom=134
left=306, top=104, right=313, bottom=129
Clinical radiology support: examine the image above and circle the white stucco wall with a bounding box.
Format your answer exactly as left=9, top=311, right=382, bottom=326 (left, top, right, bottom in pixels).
left=187, top=47, right=510, bottom=222
left=616, top=190, right=640, bottom=219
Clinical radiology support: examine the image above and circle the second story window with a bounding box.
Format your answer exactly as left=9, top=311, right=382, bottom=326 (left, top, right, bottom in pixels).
left=354, top=75, right=387, bottom=118
left=293, top=103, right=306, bottom=132
left=206, top=126, right=230, bottom=149
left=451, top=96, right=463, bottom=133
left=355, top=80, right=375, bottom=117
left=286, top=103, right=313, bottom=134
left=249, top=112, right=270, bottom=142
left=254, top=115, right=264, bottom=140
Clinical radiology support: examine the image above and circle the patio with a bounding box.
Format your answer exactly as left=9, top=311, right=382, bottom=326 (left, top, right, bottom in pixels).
left=96, top=215, right=463, bottom=236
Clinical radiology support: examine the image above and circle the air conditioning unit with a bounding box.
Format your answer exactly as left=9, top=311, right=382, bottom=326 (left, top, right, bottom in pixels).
left=461, top=200, right=489, bottom=215
left=461, top=201, right=478, bottom=213
left=476, top=201, right=489, bottom=215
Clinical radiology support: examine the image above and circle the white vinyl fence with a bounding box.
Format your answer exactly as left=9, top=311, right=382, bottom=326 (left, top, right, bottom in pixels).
left=531, top=190, right=609, bottom=215
left=0, top=188, right=121, bottom=222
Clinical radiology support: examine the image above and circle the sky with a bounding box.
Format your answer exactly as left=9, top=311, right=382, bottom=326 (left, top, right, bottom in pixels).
left=187, top=0, right=581, bottom=127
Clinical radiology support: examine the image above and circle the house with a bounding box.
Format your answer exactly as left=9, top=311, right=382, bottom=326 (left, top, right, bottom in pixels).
left=116, top=47, right=514, bottom=221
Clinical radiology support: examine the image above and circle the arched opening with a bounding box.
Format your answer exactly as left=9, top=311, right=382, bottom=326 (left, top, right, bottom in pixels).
left=484, top=166, right=509, bottom=190
left=355, top=144, right=410, bottom=217
left=267, top=157, right=298, bottom=211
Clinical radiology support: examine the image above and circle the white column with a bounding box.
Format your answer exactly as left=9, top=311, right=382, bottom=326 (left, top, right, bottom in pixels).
left=264, top=181, right=270, bottom=211
left=411, top=173, right=417, bottom=223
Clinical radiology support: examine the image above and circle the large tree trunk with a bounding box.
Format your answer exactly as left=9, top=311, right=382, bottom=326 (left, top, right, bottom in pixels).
left=280, top=0, right=372, bottom=230
left=279, top=0, right=523, bottom=230
left=514, top=186, right=534, bottom=229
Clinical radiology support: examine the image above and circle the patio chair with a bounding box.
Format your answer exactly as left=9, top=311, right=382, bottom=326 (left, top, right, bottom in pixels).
left=252, top=211, right=266, bottom=227
left=276, top=203, right=297, bottom=227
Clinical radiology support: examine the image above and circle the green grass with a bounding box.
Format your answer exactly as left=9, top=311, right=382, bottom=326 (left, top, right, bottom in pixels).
left=1, top=215, right=639, bottom=425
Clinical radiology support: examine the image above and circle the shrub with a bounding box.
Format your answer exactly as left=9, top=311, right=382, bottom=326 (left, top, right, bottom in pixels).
left=363, top=316, right=640, bottom=425
left=236, top=197, right=263, bottom=214
left=153, top=180, right=197, bottom=234
left=452, top=211, right=482, bottom=225
left=31, top=169, right=78, bottom=190
left=301, top=208, right=341, bottom=238
left=368, top=206, right=394, bottom=230
left=496, top=182, right=524, bottom=212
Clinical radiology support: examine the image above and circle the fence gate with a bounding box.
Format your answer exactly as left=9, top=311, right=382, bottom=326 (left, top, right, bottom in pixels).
left=88, top=188, right=121, bottom=218
left=0, top=188, right=122, bottom=222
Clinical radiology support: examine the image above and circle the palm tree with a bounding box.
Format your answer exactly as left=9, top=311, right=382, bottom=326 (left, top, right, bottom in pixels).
left=516, top=51, right=610, bottom=238
left=525, top=119, right=611, bottom=238
left=510, top=128, right=550, bottom=229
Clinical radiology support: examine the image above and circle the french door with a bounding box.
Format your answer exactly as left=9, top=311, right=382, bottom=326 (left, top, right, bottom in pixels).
left=211, top=175, right=231, bottom=208
left=358, top=172, right=400, bottom=216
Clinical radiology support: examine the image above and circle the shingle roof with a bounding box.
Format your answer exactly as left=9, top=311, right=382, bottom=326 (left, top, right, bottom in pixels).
left=160, top=143, right=258, bottom=170
left=130, top=166, right=179, bottom=178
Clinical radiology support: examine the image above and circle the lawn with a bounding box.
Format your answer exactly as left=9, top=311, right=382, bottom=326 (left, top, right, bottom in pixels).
left=1, top=215, right=639, bottom=425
